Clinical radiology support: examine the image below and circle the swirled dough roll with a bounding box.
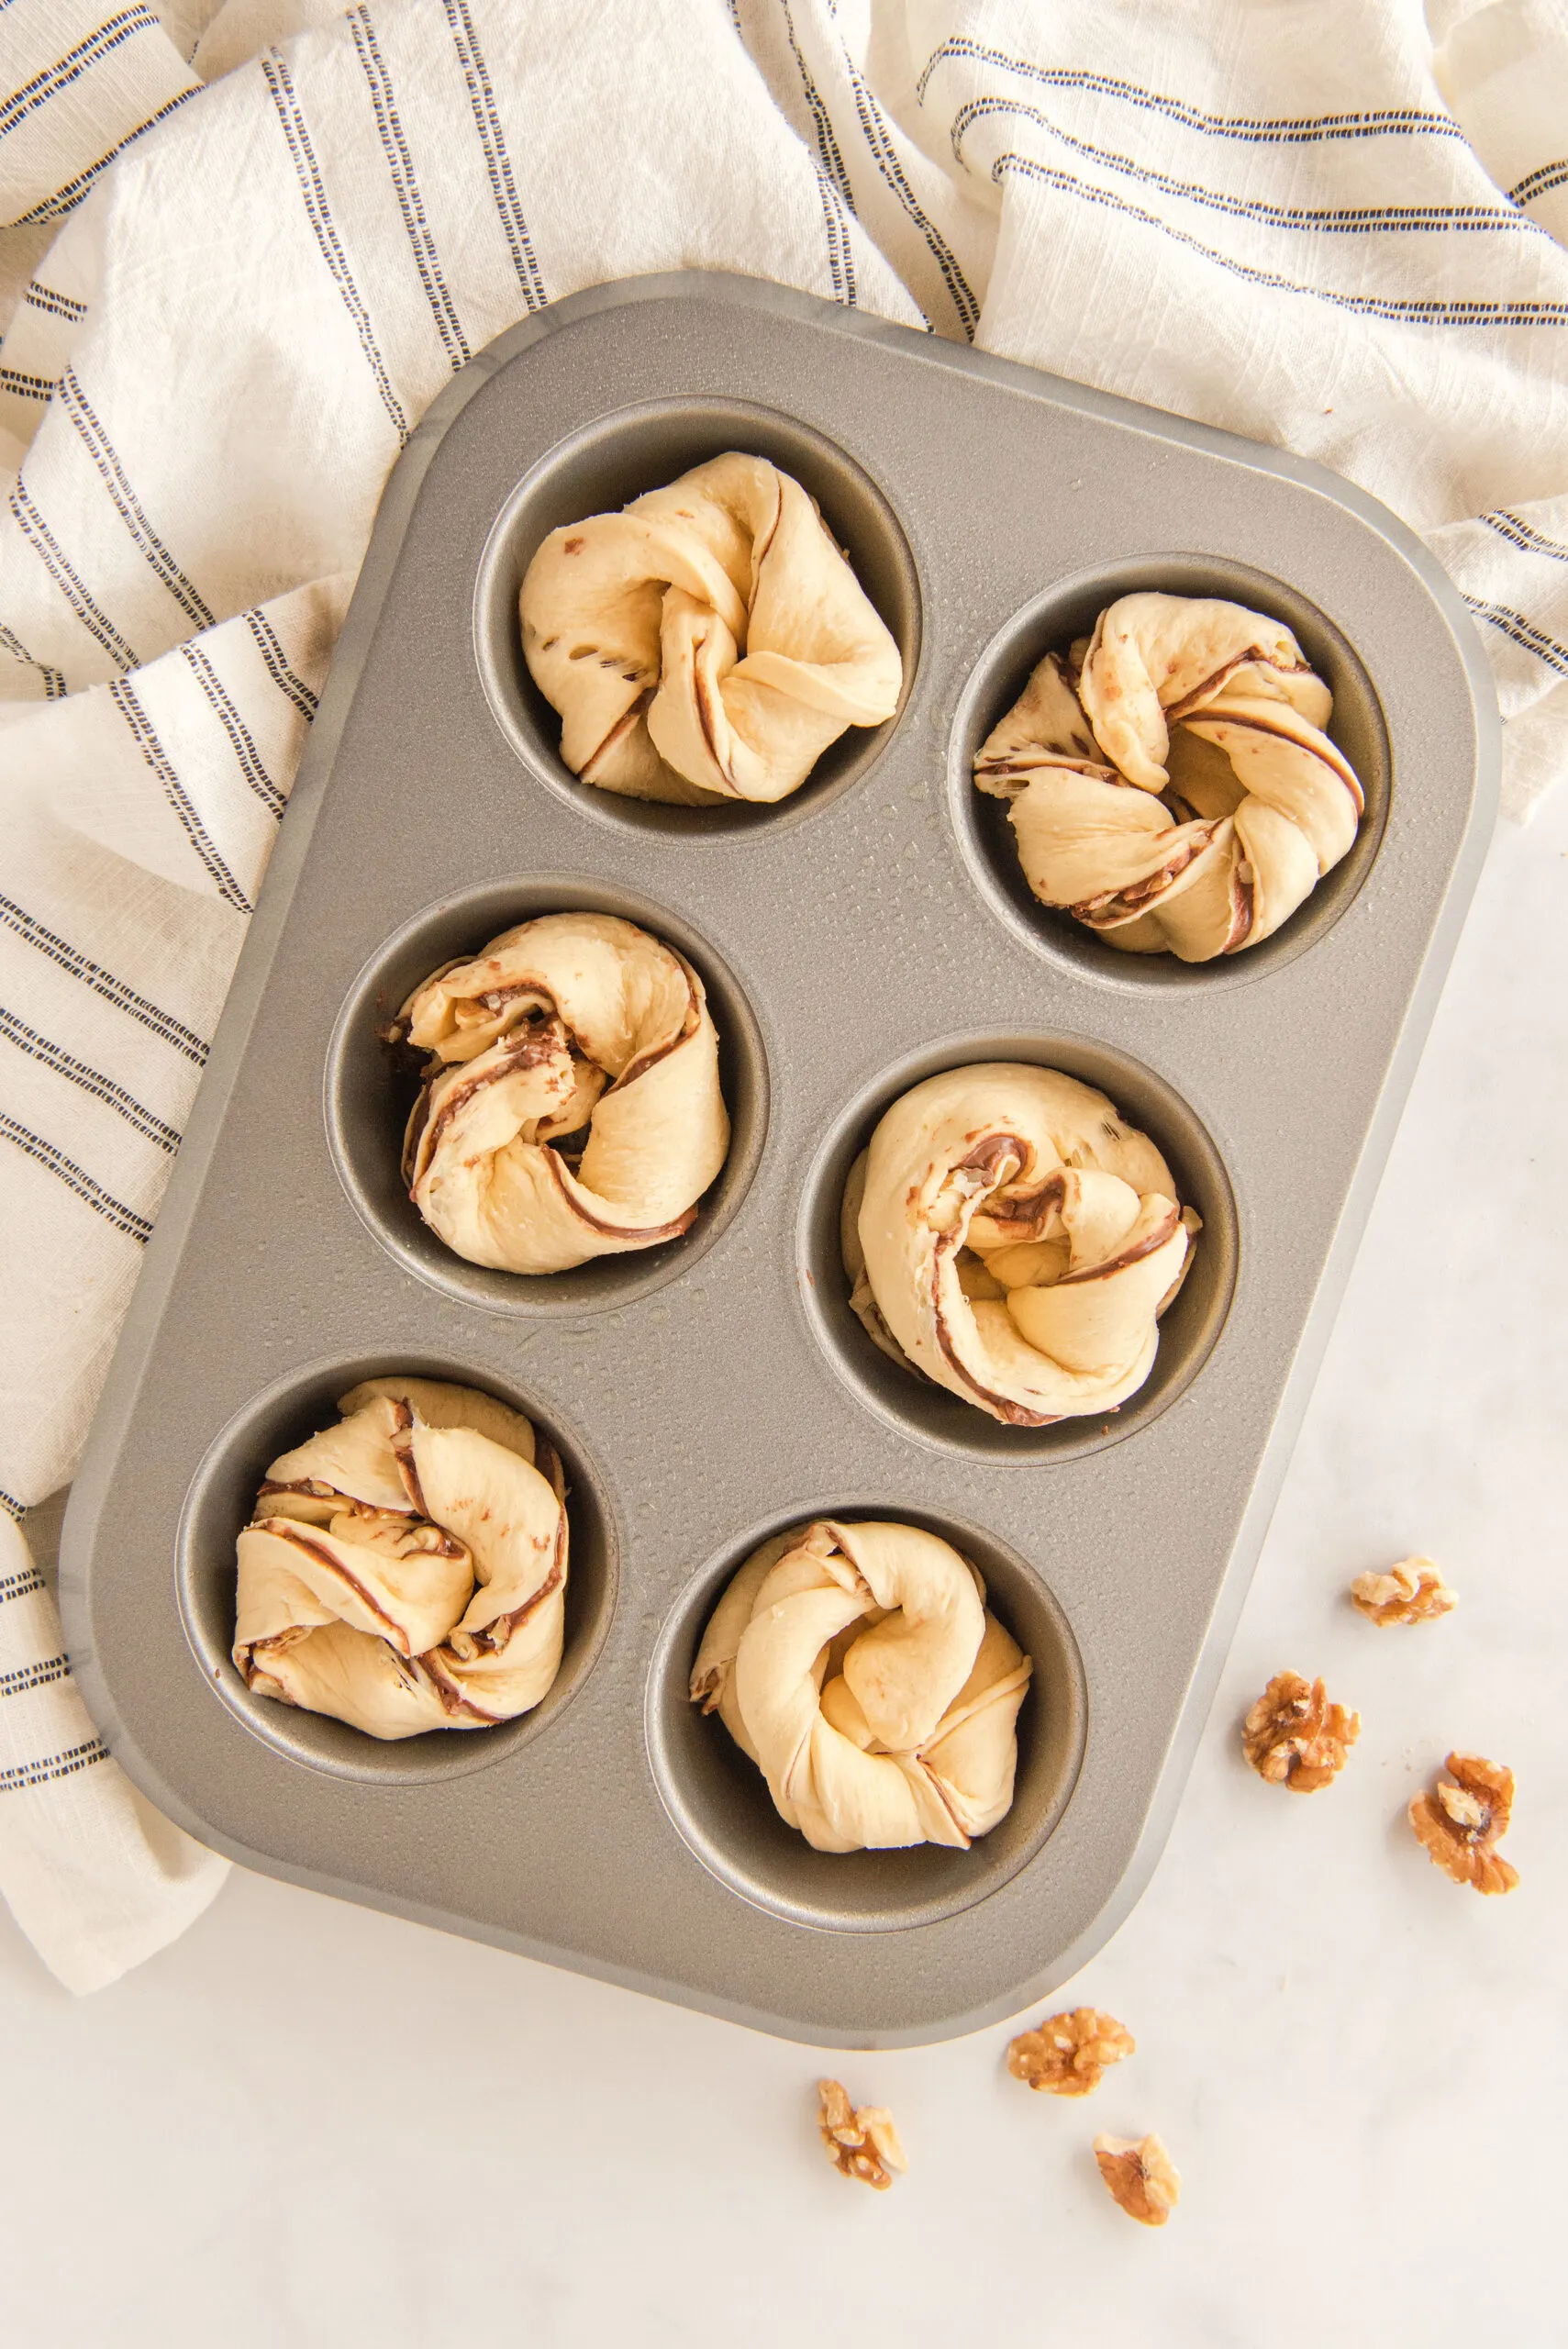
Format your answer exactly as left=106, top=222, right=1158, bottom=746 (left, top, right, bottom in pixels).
left=974, top=592, right=1363, bottom=960
left=234, top=1377, right=567, bottom=1739
left=691, top=1519, right=1032, bottom=1852
left=845, top=1064, right=1200, bottom=1426
left=395, top=912, right=729, bottom=1275
left=518, top=453, right=903, bottom=806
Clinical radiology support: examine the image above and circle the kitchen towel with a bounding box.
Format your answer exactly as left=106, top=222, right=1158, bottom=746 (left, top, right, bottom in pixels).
left=0, top=0, right=1563, bottom=1989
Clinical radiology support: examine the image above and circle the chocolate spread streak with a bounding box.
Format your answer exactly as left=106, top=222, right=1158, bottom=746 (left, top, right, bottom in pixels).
left=977, top=755, right=1119, bottom=791
left=614, top=961, right=704, bottom=1090
left=981, top=1168, right=1068, bottom=1244
left=582, top=686, right=653, bottom=776
left=1055, top=1200, right=1181, bottom=1284
left=1163, top=649, right=1308, bottom=725
left=694, top=661, right=728, bottom=785
left=1196, top=708, right=1363, bottom=812
left=420, top=1558, right=566, bottom=1720
left=1221, top=865, right=1254, bottom=953
left=753, top=488, right=783, bottom=572
left=918, top=1762, right=973, bottom=1847
left=930, top=1288, right=1058, bottom=1426
left=249, top=1522, right=411, bottom=1652
left=382, top=958, right=464, bottom=1048
left=484, top=1553, right=565, bottom=1651
left=406, top=1019, right=565, bottom=1183
left=929, top=1134, right=1060, bottom=1425
left=406, top=958, right=707, bottom=1233
left=417, top=1659, right=502, bottom=1724
left=474, top=980, right=549, bottom=1017
left=956, top=1132, right=1026, bottom=1184
left=390, top=1399, right=428, bottom=1520
left=542, top=1144, right=697, bottom=1242
left=1073, top=827, right=1212, bottom=927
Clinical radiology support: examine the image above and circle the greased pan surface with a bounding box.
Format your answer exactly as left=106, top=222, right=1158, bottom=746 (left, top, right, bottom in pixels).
left=59, top=275, right=1496, bottom=2046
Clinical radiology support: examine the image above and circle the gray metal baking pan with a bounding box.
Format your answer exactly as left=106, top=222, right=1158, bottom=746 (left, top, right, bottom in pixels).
left=59, top=273, right=1496, bottom=2047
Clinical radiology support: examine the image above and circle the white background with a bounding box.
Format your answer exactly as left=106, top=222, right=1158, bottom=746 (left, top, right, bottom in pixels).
left=2, top=787, right=1562, bottom=2347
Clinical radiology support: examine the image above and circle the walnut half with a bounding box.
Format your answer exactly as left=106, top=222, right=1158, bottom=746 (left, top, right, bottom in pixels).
left=1242, top=1670, right=1360, bottom=1791
left=1094, top=2132, right=1181, bottom=2226
left=1007, top=2008, right=1135, bottom=2097
left=1351, top=1557, right=1457, bottom=1626
left=817, top=2079, right=908, bottom=2189
left=1408, top=1753, right=1519, bottom=1895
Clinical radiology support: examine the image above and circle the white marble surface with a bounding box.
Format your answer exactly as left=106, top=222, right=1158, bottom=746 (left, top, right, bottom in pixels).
left=3, top=790, right=1563, bottom=2346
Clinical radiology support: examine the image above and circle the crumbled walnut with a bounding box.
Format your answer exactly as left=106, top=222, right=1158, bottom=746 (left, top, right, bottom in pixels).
left=1242, top=1670, right=1359, bottom=1791
left=1351, top=1556, right=1457, bottom=1626
left=1408, top=1752, right=1519, bottom=1895
left=817, top=2079, right=907, bottom=2189
left=1007, top=2008, right=1135, bottom=2097
left=1094, top=2132, right=1181, bottom=2226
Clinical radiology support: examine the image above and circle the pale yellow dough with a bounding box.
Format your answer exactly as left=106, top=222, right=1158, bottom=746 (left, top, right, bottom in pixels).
left=397, top=911, right=730, bottom=1275
left=234, top=1377, right=568, bottom=1740
left=519, top=452, right=903, bottom=805
left=974, top=591, right=1363, bottom=960
left=846, top=1063, right=1200, bottom=1426
left=691, top=1519, right=1031, bottom=1853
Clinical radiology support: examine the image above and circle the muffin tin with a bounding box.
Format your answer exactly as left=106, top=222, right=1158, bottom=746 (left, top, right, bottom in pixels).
left=59, top=274, right=1496, bottom=2045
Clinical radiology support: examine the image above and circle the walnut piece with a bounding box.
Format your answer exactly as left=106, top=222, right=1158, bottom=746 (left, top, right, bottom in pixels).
left=1351, top=1556, right=1457, bottom=1626
left=1007, top=2008, right=1135, bottom=2097
left=817, top=2079, right=908, bottom=2190
left=1408, top=1752, right=1519, bottom=1895
left=1094, top=2132, right=1181, bottom=2226
left=1242, top=1670, right=1360, bottom=1791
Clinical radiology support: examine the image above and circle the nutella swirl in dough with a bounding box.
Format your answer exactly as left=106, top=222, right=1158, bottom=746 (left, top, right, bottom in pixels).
left=845, top=1064, right=1199, bottom=1426
left=691, top=1519, right=1031, bottom=1852
left=235, top=1378, right=567, bottom=1740
left=518, top=453, right=903, bottom=806
left=394, top=912, right=729, bottom=1275
left=974, top=592, right=1363, bottom=960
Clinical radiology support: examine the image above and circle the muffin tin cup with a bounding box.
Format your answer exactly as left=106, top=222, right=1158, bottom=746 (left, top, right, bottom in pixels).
left=325, top=875, right=771, bottom=1316
left=950, top=552, right=1393, bottom=994
left=473, top=396, right=922, bottom=839
left=60, top=274, right=1496, bottom=2047
left=796, top=1028, right=1238, bottom=1465
left=646, top=1503, right=1086, bottom=1934
left=177, top=1352, right=618, bottom=1786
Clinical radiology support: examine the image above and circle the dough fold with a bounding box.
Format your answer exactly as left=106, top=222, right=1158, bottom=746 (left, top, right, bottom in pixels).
left=519, top=453, right=903, bottom=806
left=235, top=1378, right=568, bottom=1739
left=845, top=1063, right=1200, bottom=1426
left=691, top=1519, right=1032, bottom=1852
left=975, top=592, right=1362, bottom=960
left=395, top=912, right=730, bottom=1275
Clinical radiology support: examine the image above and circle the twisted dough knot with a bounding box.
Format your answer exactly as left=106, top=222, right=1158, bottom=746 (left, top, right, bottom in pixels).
left=235, top=1378, right=567, bottom=1740
left=519, top=452, right=903, bottom=806
left=691, top=1520, right=1032, bottom=1852
left=845, top=1064, right=1199, bottom=1425
left=395, top=912, right=729, bottom=1275
left=975, top=592, right=1363, bottom=960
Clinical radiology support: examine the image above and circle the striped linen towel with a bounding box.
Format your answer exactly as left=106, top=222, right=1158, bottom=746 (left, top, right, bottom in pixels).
left=0, top=0, right=1563, bottom=1992
left=0, top=1503, right=223, bottom=1991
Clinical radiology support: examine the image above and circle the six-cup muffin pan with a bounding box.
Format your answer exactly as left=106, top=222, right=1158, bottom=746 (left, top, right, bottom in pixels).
left=60, top=275, right=1496, bottom=2046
